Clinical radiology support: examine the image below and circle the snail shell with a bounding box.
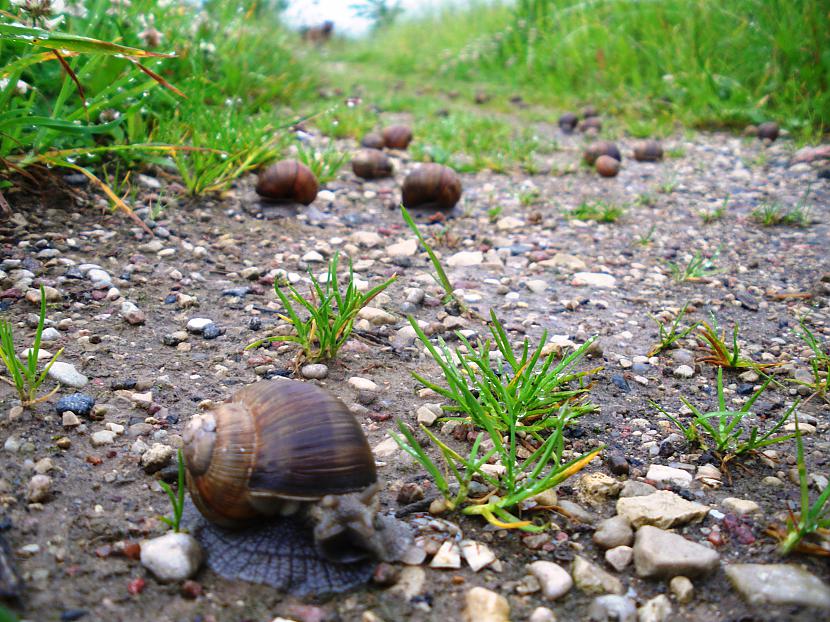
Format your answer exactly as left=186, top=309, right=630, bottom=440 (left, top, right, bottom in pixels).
left=382, top=125, right=413, bottom=150
left=757, top=122, right=779, bottom=142
left=633, top=140, right=664, bottom=162
left=402, top=163, right=462, bottom=210
left=360, top=132, right=385, bottom=150
left=583, top=141, right=621, bottom=166
left=558, top=112, right=579, bottom=133
left=352, top=149, right=393, bottom=179
left=255, top=160, right=319, bottom=205
left=183, top=380, right=376, bottom=529
left=595, top=154, right=620, bottom=177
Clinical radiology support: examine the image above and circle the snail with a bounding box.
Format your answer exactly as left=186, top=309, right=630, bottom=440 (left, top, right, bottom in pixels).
left=583, top=141, right=621, bottom=166
left=595, top=154, right=620, bottom=177
left=352, top=149, right=393, bottom=179
left=757, top=122, right=779, bottom=142
left=581, top=105, right=599, bottom=119
left=401, top=163, right=462, bottom=210
left=382, top=124, right=413, bottom=150
left=255, top=160, right=318, bottom=205
left=579, top=116, right=602, bottom=133
left=633, top=140, right=664, bottom=162
left=360, top=132, right=386, bottom=150
left=558, top=112, right=579, bottom=133
left=182, top=380, right=411, bottom=594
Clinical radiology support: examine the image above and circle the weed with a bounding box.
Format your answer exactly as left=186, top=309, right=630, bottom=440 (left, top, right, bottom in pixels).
left=567, top=200, right=624, bottom=223
left=487, top=206, right=503, bottom=223
left=158, top=449, right=186, bottom=533
left=519, top=188, right=541, bottom=206
left=700, top=195, right=729, bottom=223
left=314, top=104, right=377, bottom=140
left=667, top=147, right=686, bottom=159
left=635, top=193, right=657, bottom=208
left=296, top=141, right=347, bottom=184
left=652, top=367, right=797, bottom=461
left=774, top=417, right=830, bottom=555
left=393, top=311, right=601, bottom=530
left=751, top=201, right=811, bottom=227
left=648, top=303, right=700, bottom=357
left=697, top=315, right=776, bottom=370
left=246, top=252, right=397, bottom=363
left=636, top=225, right=656, bottom=247
left=658, top=176, right=679, bottom=194
left=0, top=285, right=63, bottom=407
left=791, top=318, right=830, bottom=400
left=667, top=249, right=721, bottom=283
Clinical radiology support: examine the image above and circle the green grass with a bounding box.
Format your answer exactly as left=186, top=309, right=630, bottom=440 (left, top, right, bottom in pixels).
left=697, top=315, right=777, bottom=370
left=700, top=195, right=729, bottom=224
left=652, top=367, right=797, bottom=461
left=648, top=303, right=700, bottom=357
left=792, top=318, right=830, bottom=400
left=567, top=200, right=624, bottom=223
left=296, top=140, right=348, bottom=185
left=0, top=285, right=63, bottom=407
left=751, top=201, right=811, bottom=227
left=667, top=249, right=721, bottom=282
left=246, top=252, right=397, bottom=364
left=393, top=310, right=601, bottom=530
left=158, top=449, right=186, bottom=533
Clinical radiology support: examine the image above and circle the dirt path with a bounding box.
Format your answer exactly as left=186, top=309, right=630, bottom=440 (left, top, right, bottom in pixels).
left=1, top=119, right=829, bottom=622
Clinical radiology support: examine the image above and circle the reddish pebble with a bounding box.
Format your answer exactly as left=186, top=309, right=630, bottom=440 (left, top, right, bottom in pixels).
left=596, top=155, right=621, bottom=177
left=127, top=577, right=145, bottom=595
left=451, top=575, right=466, bottom=585
left=707, top=530, right=725, bottom=547
left=122, top=541, right=142, bottom=560
left=86, top=455, right=102, bottom=466
left=181, top=580, right=203, bottom=599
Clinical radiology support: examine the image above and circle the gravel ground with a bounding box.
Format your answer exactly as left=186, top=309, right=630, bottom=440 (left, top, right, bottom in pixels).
left=1, top=120, right=829, bottom=622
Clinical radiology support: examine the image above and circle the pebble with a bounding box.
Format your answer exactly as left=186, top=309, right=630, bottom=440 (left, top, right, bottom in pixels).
left=141, top=443, right=175, bottom=474
left=186, top=318, right=213, bottom=333
left=27, top=474, right=52, bottom=503
left=572, top=555, right=624, bottom=595
left=140, top=532, right=204, bottom=582
left=637, top=595, right=672, bottom=622
left=48, top=362, right=88, bottom=388
left=616, top=491, right=709, bottom=528
left=606, top=453, right=630, bottom=475
left=588, top=595, right=637, bottom=622
left=529, top=607, right=557, bottom=622
left=40, top=327, right=61, bottom=341
left=301, top=364, right=328, bottom=379
left=201, top=323, right=223, bottom=339
left=725, top=564, right=830, bottom=609
left=91, top=430, right=116, bottom=446
left=673, top=364, right=695, bottom=378
left=645, top=464, right=692, bottom=487
left=633, top=526, right=720, bottom=578
left=527, top=560, right=573, bottom=600
left=348, top=377, right=379, bottom=392
left=593, top=516, right=633, bottom=549
left=670, top=576, right=694, bottom=604
left=386, top=238, right=417, bottom=257
left=120, top=301, right=146, bottom=325
left=572, top=272, right=616, bottom=288
left=721, top=497, right=760, bottom=515
left=447, top=251, right=483, bottom=267
left=578, top=472, right=622, bottom=507
left=358, top=307, right=398, bottom=325
left=55, top=393, right=95, bottom=417
left=604, top=546, right=633, bottom=572
left=459, top=540, right=496, bottom=572
left=619, top=480, right=657, bottom=498
left=416, top=404, right=441, bottom=426
left=430, top=541, right=461, bottom=569
left=463, top=587, right=510, bottom=622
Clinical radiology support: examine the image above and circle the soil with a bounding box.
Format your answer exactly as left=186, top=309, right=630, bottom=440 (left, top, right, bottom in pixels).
left=0, top=118, right=829, bottom=622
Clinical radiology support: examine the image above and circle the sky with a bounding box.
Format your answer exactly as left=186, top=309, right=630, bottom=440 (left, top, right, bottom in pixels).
left=281, top=0, right=459, bottom=37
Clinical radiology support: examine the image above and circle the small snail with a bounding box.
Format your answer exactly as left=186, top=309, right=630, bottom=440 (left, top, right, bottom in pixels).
left=558, top=112, right=579, bottom=133
left=360, top=132, right=385, bottom=150
left=595, top=154, right=620, bottom=177
left=255, top=160, right=318, bottom=205
left=352, top=149, right=393, bottom=179
left=581, top=105, right=599, bottom=119
left=183, top=380, right=411, bottom=593
left=402, top=163, right=462, bottom=210
left=757, top=121, right=780, bottom=142
left=382, top=124, right=413, bottom=150
left=579, top=116, right=603, bottom=133
left=633, top=140, right=664, bottom=162
left=583, top=141, right=621, bottom=166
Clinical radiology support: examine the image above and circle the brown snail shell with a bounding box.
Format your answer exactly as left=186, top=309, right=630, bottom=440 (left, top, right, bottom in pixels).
left=255, top=160, right=318, bottom=205
left=583, top=141, right=621, bottom=166
left=352, top=149, right=393, bottom=179
left=183, top=379, right=376, bottom=529
left=757, top=122, right=780, bottom=142
left=582, top=105, right=599, bottom=119
left=360, top=132, right=385, bottom=150
left=558, top=112, right=579, bottom=133
left=633, top=140, right=664, bottom=162
left=579, top=116, right=603, bottom=133
left=595, top=155, right=620, bottom=177
left=402, top=163, right=462, bottom=210
left=382, top=125, right=413, bottom=150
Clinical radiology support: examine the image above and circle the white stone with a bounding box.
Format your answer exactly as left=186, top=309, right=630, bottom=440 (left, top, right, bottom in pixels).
left=572, top=272, right=616, bottom=288
left=386, top=238, right=418, bottom=257
left=496, top=216, right=524, bottom=230
left=186, top=318, right=213, bottom=333
left=673, top=365, right=695, bottom=378
left=605, top=546, right=633, bottom=572
left=373, top=436, right=400, bottom=458
left=301, top=250, right=325, bottom=262
left=525, top=279, right=548, bottom=293
left=637, top=594, right=672, bottom=622
left=47, top=362, right=88, bottom=388
left=91, top=430, right=116, bottom=446
left=447, top=251, right=483, bottom=267
left=633, top=526, right=720, bottom=578
left=140, top=532, right=203, bottom=582
left=721, top=497, right=760, bottom=515
left=357, top=307, right=398, bottom=325
left=348, top=376, right=379, bottom=392
left=27, top=474, right=52, bottom=503
left=416, top=405, right=440, bottom=426
left=351, top=231, right=382, bottom=248
left=725, top=564, right=830, bottom=609
left=617, top=491, right=709, bottom=529
left=141, top=443, right=175, bottom=474
left=646, top=464, right=693, bottom=487
left=528, top=560, right=573, bottom=600
left=463, top=587, right=510, bottom=622
left=430, top=540, right=461, bottom=569
left=460, top=540, right=496, bottom=572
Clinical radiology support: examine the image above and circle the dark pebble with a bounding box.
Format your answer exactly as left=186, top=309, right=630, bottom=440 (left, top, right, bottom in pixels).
left=818, top=168, right=830, bottom=180
left=63, top=267, right=84, bottom=280
left=165, top=414, right=179, bottom=425
left=55, top=393, right=95, bottom=417
left=606, top=453, right=630, bottom=475
left=202, top=323, right=224, bottom=339
left=162, top=333, right=184, bottom=346
left=632, top=362, right=649, bottom=374
left=399, top=302, right=419, bottom=314
left=263, top=369, right=292, bottom=379
left=248, top=317, right=262, bottom=331
left=60, top=610, right=88, bottom=621
left=658, top=440, right=676, bottom=458
left=63, top=173, right=88, bottom=187
left=611, top=374, right=631, bottom=392
left=163, top=294, right=178, bottom=304
left=110, top=379, right=137, bottom=391
left=506, top=244, right=533, bottom=256
left=391, top=256, right=412, bottom=268
left=222, top=287, right=250, bottom=297
left=737, top=383, right=756, bottom=395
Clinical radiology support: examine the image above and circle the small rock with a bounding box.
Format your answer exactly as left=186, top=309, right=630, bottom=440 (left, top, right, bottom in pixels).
left=186, top=318, right=213, bottom=334
left=593, top=516, right=633, bottom=549
left=416, top=404, right=441, bottom=426
left=617, top=491, right=709, bottom=528
left=527, top=560, right=573, bottom=600
left=460, top=540, right=496, bottom=572
left=578, top=472, right=622, bottom=507
left=55, top=393, right=95, bottom=417
left=201, top=323, right=223, bottom=339
left=40, top=327, right=60, bottom=341
left=141, top=443, right=175, bottom=474
left=429, top=540, right=461, bottom=569
left=463, top=587, right=510, bottom=622
left=637, top=594, right=672, bottom=622
left=387, top=239, right=417, bottom=258
left=673, top=365, right=694, bottom=378
left=301, top=364, right=328, bottom=380
left=529, top=607, right=557, bottom=622
left=91, top=430, right=116, bottom=446
left=721, top=497, right=760, bottom=515
left=572, top=272, right=616, bottom=288
left=525, top=279, right=547, bottom=294
left=120, top=302, right=146, bottom=325
left=358, top=307, right=398, bottom=326
left=725, top=564, right=830, bottom=609
left=27, top=474, right=52, bottom=503
left=447, top=251, right=483, bottom=267
left=588, top=595, right=637, bottom=622
left=645, top=464, right=692, bottom=488
left=348, top=377, right=379, bottom=392
left=604, top=546, right=633, bottom=572
left=606, top=453, right=630, bottom=475
left=633, top=526, right=720, bottom=578
left=48, top=362, right=88, bottom=388
left=572, top=555, right=624, bottom=595
left=140, top=532, right=204, bottom=582
left=670, top=576, right=694, bottom=604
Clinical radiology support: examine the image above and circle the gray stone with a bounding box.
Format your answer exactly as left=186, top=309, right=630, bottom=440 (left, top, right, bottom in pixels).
left=633, top=526, right=720, bottom=578
left=301, top=364, right=328, bottom=379
left=645, top=464, right=692, bottom=487
left=619, top=480, right=657, bottom=498
left=617, top=491, right=709, bottom=528
left=605, top=546, right=633, bottom=572
left=47, top=362, right=88, bottom=388
left=588, top=595, right=637, bottom=622
left=140, top=532, right=203, bottom=582
left=725, top=564, right=830, bottom=609
left=637, top=595, right=672, bottom=622
left=91, top=430, right=116, bottom=446
left=593, top=515, right=633, bottom=549
left=673, top=365, right=695, bottom=378
left=527, top=560, right=572, bottom=600
left=447, top=251, right=483, bottom=267
left=572, top=272, right=616, bottom=288
left=27, top=474, right=51, bottom=503
left=573, top=555, right=624, bottom=595
left=141, top=443, right=175, bottom=474
left=121, top=301, right=146, bottom=325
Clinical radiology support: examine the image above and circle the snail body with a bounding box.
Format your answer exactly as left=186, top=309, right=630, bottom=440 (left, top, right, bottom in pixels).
left=402, top=163, right=462, bottom=210
left=255, top=160, right=319, bottom=205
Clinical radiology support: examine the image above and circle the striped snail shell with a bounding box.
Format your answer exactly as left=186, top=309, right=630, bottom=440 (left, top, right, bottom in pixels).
left=255, top=160, right=319, bottom=205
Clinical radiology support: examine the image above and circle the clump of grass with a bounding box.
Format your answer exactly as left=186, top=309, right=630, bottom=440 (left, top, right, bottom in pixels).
left=246, top=252, right=397, bottom=363
left=159, top=449, right=186, bottom=533
left=667, top=249, right=721, bottom=283
left=635, top=193, right=657, bottom=208
left=648, top=303, right=700, bottom=357
left=314, top=103, right=378, bottom=140
left=697, top=314, right=777, bottom=370
left=487, top=206, right=503, bottom=222
left=774, top=417, right=830, bottom=555
left=0, top=285, right=63, bottom=407
left=635, top=224, right=656, bottom=247
left=567, top=200, right=624, bottom=223
left=393, top=311, right=602, bottom=530
left=792, top=318, right=830, bottom=401
left=296, top=141, right=347, bottom=184
left=700, top=195, right=729, bottom=224
left=652, top=367, right=797, bottom=463
left=751, top=201, right=811, bottom=227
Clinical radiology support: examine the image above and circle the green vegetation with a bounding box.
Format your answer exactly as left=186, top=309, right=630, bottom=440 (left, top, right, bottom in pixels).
left=159, top=449, right=186, bottom=532
left=792, top=318, right=830, bottom=400
left=648, top=303, right=700, bottom=357
left=652, top=367, right=797, bottom=461
left=0, top=285, right=63, bottom=407
left=246, top=252, right=397, bottom=363
left=700, top=196, right=729, bottom=224
left=635, top=224, right=656, bottom=247
left=667, top=249, right=721, bottom=283
left=776, top=417, right=830, bottom=555
left=296, top=140, right=348, bottom=184
left=751, top=201, right=811, bottom=227
left=697, top=315, right=776, bottom=370
left=567, top=200, right=624, bottom=223
left=393, top=310, right=601, bottom=530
